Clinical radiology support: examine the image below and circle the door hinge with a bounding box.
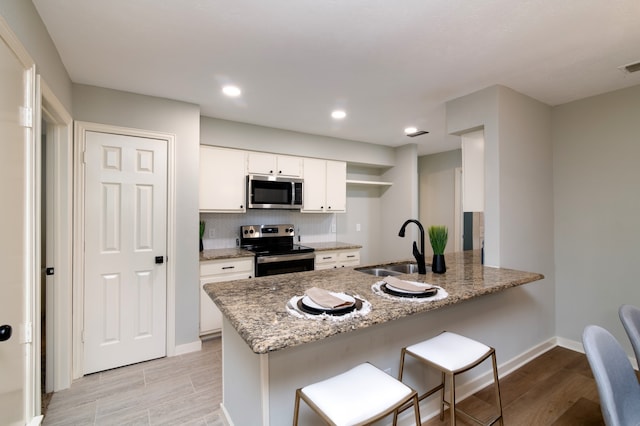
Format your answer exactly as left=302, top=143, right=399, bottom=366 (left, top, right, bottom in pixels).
left=24, top=322, right=32, bottom=343
left=19, top=107, right=33, bottom=128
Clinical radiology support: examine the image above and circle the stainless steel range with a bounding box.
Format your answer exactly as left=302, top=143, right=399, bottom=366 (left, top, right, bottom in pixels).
left=240, top=224, right=315, bottom=276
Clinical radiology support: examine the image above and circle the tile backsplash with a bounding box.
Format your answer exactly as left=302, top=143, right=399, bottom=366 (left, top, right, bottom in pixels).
left=200, top=211, right=337, bottom=249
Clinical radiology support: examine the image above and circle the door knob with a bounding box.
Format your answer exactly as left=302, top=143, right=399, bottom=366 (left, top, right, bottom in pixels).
left=0, top=324, right=12, bottom=342
left=155, top=256, right=165, bottom=265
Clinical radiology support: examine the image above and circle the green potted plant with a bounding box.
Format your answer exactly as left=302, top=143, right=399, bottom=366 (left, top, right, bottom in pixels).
left=428, top=225, right=448, bottom=273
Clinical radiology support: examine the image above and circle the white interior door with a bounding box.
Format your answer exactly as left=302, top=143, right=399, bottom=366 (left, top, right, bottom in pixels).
left=83, top=131, right=168, bottom=374
left=0, top=34, right=33, bottom=425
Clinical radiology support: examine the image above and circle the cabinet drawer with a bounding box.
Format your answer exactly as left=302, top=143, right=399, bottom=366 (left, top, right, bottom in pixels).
left=315, top=253, right=337, bottom=264
left=200, top=258, right=254, bottom=276
left=338, top=251, right=360, bottom=263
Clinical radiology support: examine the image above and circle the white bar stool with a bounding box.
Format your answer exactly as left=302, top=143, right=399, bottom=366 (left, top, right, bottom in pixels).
left=293, top=362, right=421, bottom=426
left=399, top=331, right=503, bottom=425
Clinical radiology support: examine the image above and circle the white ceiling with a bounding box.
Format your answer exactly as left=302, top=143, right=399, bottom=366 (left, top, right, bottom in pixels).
left=33, top=0, right=640, bottom=155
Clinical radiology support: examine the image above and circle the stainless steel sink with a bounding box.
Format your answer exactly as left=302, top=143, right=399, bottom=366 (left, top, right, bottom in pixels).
left=384, top=263, right=420, bottom=274
left=355, top=262, right=421, bottom=276
left=353, top=267, right=402, bottom=277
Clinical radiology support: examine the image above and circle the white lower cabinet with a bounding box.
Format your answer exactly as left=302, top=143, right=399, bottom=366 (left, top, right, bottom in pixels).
left=314, top=249, right=360, bottom=270
left=200, top=258, right=253, bottom=336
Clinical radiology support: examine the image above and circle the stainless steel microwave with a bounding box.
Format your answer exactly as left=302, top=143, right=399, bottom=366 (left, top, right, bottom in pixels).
left=247, top=175, right=303, bottom=209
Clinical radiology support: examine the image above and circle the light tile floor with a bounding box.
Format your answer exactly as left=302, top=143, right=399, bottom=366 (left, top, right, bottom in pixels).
left=43, top=338, right=223, bottom=426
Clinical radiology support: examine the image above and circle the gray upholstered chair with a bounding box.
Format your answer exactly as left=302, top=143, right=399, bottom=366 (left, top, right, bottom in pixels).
left=582, top=325, right=640, bottom=426
left=619, top=304, right=640, bottom=368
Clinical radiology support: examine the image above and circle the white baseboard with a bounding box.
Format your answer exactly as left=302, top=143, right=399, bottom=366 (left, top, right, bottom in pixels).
left=220, top=403, right=233, bottom=426
left=173, top=340, right=202, bottom=356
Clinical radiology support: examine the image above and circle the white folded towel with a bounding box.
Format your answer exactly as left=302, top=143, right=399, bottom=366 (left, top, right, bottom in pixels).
left=383, top=276, right=436, bottom=293
left=306, top=287, right=353, bottom=309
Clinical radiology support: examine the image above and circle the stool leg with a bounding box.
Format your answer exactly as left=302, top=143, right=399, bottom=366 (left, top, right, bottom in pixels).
left=412, top=393, right=421, bottom=426
left=399, top=348, right=407, bottom=381
left=449, top=374, right=456, bottom=425
left=439, top=371, right=446, bottom=421
left=293, top=389, right=301, bottom=426
left=491, top=352, right=504, bottom=426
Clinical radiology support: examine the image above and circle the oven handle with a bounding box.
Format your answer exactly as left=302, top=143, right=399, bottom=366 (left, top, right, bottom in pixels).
left=256, top=252, right=316, bottom=264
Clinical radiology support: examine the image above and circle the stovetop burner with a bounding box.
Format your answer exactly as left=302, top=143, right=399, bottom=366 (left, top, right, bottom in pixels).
left=240, top=224, right=314, bottom=257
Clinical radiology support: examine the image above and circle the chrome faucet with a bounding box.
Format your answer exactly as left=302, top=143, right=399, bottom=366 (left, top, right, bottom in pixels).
left=398, top=219, right=427, bottom=274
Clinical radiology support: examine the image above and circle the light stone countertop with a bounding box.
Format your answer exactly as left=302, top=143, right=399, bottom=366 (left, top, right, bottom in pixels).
left=204, top=250, right=544, bottom=354
left=199, top=248, right=254, bottom=261
left=304, top=241, right=362, bottom=251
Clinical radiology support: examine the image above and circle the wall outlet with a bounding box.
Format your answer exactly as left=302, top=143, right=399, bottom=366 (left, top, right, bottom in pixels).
left=331, top=222, right=336, bottom=233
left=356, top=223, right=361, bottom=232
left=208, top=228, right=215, bottom=238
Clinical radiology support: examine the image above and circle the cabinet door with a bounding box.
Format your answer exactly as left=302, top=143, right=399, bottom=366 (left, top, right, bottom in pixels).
left=200, top=270, right=253, bottom=335
left=461, top=130, right=484, bottom=212
left=276, top=155, right=302, bottom=177
left=247, top=152, right=276, bottom=175
left=325, top=160, right=346, bottom=212
left=302, top=158, right=327, bottom=212
left=200, top=146, right=246, bottom=212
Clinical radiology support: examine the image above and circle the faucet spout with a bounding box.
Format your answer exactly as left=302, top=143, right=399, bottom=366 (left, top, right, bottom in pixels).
left=398, top=219, right=427, bottom=274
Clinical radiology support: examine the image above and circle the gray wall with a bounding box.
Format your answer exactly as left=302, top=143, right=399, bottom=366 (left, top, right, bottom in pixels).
left=418, top=149, right=462, bottom=255
left=0, top=0, right=72, bottom=111
left=73, top=84, right=201, bottom=347
left=553, top=84, right=640, bottom=353
left=201, top=116, right=395, bottom=167
left=446, top=85, right=556, bottom=357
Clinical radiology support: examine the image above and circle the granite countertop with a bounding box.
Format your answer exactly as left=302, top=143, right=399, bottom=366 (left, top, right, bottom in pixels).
left=304, top=241, right=363, bottom=251
left=204, top=250, right=544, bottom=354
left=199, top=241, right=361, bottom=261
left=200, top=248, right=254, bottom=261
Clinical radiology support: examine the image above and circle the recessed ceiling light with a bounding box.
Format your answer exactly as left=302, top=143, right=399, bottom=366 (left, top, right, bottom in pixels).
left=222, top=85, right=242, bottom=97
left=331, top=110, right=346, bottom=119
left=405, top=128, right=429, bottom=138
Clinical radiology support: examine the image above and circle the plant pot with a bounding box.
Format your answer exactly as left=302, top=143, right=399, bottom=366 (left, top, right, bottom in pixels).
left=199, top=238, right=204, bottom=252
left=432, top=254, right=446, bottom=274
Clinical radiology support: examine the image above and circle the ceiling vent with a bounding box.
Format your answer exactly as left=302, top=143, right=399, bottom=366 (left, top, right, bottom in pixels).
left=619, top=60, right=640, bottom=74
left=406, top=130, right=429, bottom=138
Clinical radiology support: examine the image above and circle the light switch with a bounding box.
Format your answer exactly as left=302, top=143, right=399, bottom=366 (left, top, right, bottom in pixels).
left=208, top=228, right=215, bottom=238
left=356, top=224, right=361, bottom=232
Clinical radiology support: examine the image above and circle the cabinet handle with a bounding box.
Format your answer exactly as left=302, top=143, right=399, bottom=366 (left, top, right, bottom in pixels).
left=240, top=205, right=243, bottom=209
left=327, top=206, right=331, bottom=210
left=322, top=256, right=332, bottom=260
left=222, top=266, right=235, bottom=270
left=346, top=255, right=355, bottom=258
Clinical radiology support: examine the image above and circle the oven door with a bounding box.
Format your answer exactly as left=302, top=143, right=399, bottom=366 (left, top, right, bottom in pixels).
left=255, top=252, right=315, bottom=277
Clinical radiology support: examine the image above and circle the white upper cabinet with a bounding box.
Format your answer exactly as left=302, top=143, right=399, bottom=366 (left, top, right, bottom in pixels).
left=200, top=146, right=247, bottom=212
left=461, top=130, right=485, bottom=212
left=302, top=158, right=346, bottom=213
left=247, top=152, right=302, bottom=177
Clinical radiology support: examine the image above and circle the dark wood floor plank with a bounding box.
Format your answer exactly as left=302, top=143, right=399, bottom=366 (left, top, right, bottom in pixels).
left=421, top=346, right=605, bottom=426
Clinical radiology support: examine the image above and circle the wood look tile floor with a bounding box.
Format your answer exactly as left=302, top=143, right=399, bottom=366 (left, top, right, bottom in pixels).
left=43, top=342, right=606, bottom=425
left=43, top=338, right=223, bottom=426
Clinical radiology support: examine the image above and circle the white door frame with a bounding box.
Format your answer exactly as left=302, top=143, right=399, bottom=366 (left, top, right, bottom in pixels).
left=0, top=15, right=38, bottom=424
left=72, top=121, right=176, bottom=379
left=38, top=77, right=73, bottom=392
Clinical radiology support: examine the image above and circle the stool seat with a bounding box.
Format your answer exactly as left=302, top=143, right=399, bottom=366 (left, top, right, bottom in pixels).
left=399, top=332, right=503, bottom=426
left=294, top=362, right=421, bottom=426
left=405, top=332, right=491, bottom=373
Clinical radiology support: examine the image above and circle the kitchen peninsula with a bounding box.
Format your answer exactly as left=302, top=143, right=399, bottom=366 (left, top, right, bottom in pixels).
left=204, top=250, right=543, bottom=425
